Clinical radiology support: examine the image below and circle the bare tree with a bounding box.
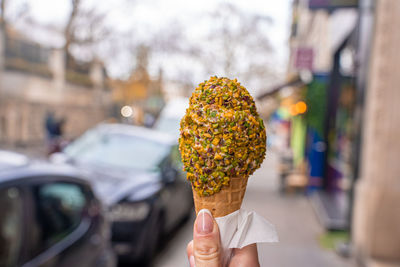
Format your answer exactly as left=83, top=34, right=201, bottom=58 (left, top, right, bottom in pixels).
left=64, top=0, right=110, bottom=67
left=0, top=0, right=6, bottom=29
left=64, top=0, right=80, bottom=55
left=200, top=3, right=277, bottom=92
left=144, top=3, right=278, bottom=94
left=0, top=0, right=6, bottom=71
left=0, top=0, right=29, bottom=30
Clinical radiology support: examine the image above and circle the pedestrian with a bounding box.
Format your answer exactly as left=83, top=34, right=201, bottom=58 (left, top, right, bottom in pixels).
left=186, top=209, right=260, bottom=267
left=44, top=111, right=56, bottom=140
left=44, top=112, right=66, bottom=155
left=53, top=117, right=66, bottom=138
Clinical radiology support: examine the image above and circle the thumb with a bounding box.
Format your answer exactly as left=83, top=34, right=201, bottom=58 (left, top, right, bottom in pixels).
left=193, top=209, right=222, bottom=267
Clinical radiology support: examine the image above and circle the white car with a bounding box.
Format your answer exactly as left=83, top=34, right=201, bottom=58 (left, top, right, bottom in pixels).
left=153, top=97, right=188, bottom=139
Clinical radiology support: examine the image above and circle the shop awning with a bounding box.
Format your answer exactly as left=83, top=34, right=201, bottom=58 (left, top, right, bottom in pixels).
left=256, top=76, right=304, bottom=100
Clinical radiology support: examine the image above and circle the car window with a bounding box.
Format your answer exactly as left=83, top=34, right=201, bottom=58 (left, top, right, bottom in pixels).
left=29, top=182, right=87, bottom=258
left=65, top=132, right=171, bottom=172
left=170, top=145, right=187, bottom=182
left=171, top=145, right=183, bottom=168
left=0, top=187, right=23, bottom=267
left=154, top=116, right=181, bottom=136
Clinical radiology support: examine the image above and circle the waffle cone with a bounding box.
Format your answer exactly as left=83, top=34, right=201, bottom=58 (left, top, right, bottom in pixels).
left=192, top=176, right=248, bottom=218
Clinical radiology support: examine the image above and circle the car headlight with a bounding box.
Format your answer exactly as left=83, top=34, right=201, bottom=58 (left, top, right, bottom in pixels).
left=109, top=202, right=150, bottom=222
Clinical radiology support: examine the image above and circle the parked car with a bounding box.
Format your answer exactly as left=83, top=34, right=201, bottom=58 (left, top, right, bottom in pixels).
left=153, top=97, right=188, bottom=138
left=51, top=124, right=194, bottom=263
left=0, top=150, right=116, bottom=267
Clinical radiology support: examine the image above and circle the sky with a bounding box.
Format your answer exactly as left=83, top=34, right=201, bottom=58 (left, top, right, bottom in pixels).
left=10, top=0, right=292, bottom=93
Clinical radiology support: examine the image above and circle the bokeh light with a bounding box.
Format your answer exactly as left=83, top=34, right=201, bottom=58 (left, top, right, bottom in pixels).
left=295, top=101, right=307, bottom=114
left=121, top=105, right=133, bottom=118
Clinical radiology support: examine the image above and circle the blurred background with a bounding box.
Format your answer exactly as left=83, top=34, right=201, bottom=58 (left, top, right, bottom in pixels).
left=0, top=0, right=399, bottom=267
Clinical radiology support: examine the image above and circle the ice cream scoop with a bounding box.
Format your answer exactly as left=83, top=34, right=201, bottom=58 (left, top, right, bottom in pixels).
left=179, top=76, right=266, bottom=217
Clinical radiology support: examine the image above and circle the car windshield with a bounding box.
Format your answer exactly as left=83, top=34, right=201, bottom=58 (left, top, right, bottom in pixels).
left=64, top=130, right=170, bottom=171
left=154, top=117, right=180, bottom=136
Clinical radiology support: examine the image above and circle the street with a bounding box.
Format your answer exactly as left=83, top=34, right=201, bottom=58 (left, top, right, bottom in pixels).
left=153, top=151, right=352, bottom=267
left=2, top=1, right=400, bottom=266
left=5, top=145, right=353, bottom=267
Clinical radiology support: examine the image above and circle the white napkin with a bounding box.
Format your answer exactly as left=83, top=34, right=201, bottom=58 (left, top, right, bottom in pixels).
left=215, top=209, right=278, bottom=266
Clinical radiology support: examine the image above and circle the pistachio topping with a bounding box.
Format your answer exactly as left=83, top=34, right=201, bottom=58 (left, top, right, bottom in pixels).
left=179, top=76, right=266, bottom=196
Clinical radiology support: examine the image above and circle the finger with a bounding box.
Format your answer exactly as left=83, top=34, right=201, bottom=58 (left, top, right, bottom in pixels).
left=193, top=209, right=221, bottom=267
left=230, top=244, right=260, bottom=267
left=187, top=240, right=194, bottom=257
left=187, top=240, right=195, bottom=267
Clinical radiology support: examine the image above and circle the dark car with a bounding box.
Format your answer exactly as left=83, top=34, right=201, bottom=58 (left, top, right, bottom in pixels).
left=0, top=150, right=116, bottom=267
left=50, top=124, right=194, bottom=263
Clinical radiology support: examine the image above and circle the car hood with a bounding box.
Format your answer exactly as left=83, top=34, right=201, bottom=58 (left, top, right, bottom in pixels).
left=73, top=163, right=162, bottom=206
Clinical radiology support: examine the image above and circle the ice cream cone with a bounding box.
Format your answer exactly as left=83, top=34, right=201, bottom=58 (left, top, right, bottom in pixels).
left=192, top=176, right=249, bottom=218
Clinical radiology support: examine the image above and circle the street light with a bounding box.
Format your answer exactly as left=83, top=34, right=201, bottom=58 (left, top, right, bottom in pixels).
left=121, top=105, right=133, bottom=118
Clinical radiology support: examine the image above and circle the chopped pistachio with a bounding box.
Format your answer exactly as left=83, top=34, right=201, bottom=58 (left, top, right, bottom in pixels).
left=179, top=76, right=266, bottom=196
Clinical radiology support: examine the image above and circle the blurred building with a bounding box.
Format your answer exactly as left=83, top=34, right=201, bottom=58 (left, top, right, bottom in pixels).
left=352, top=0, right=400, bottom=266
left=258, top=0, right=400, bottom=266
left=258, top=0, right=359, bottom=231
left=286, top=0, right=359, bottom=231
left=0, top=27, right=111, bottom=146
left=111, top=45, right=164, bottom=126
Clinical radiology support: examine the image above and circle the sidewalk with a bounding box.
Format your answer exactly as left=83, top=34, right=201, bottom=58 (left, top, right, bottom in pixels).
left=245, top=151, right=352, bottom=267
left=154, top=151, right=353, bottom=267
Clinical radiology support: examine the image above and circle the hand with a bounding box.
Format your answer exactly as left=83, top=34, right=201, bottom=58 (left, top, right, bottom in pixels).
left=186, top=209, right=260, bottom=267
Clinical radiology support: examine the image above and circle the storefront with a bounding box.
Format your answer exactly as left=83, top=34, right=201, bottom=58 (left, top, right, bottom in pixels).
left=258, top=0, right=363, bottom=231
left=308, top=28, right=361, bottom=230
